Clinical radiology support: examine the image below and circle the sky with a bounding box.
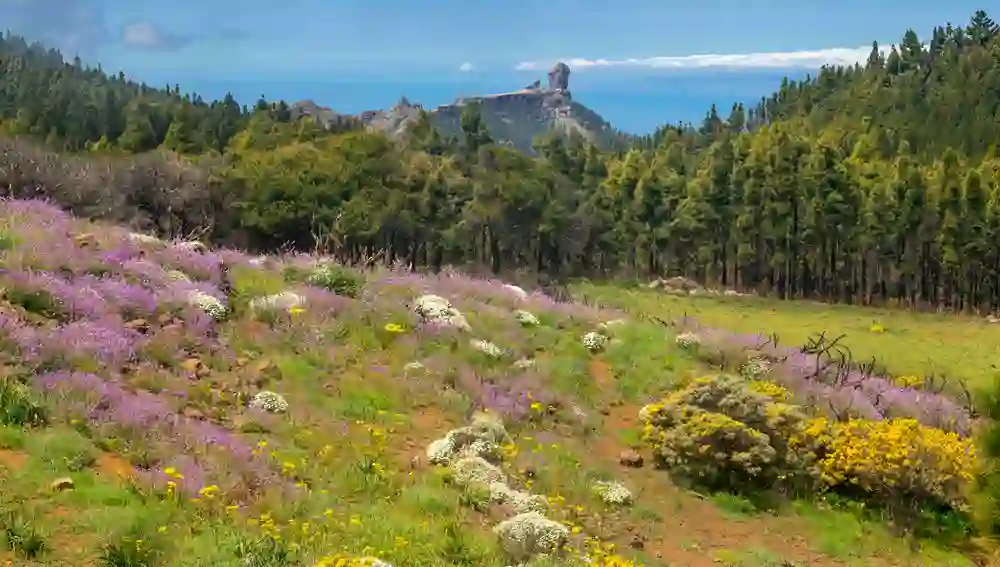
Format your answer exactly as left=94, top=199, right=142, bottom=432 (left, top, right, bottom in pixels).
left=0, top=0, right=994, bottom=132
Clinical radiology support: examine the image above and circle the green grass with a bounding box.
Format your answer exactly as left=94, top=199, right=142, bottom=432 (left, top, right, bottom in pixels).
left=578, top=283, right=1000, bottom=389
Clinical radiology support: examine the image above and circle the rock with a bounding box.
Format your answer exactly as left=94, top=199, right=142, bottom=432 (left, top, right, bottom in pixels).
left=183, top=406, right=206, bottom=420
left=524, top=80, right=541, bottom=90
left=124, top=319, right=150, bottom=333
left=180, top=358, right=204, bottom=374
left=987, top=315, right=999, bottom=324
left=72, top=232, right=97, bottom=248
left=548, top=62, right=571, bottom=91
left=629, top=533, right=646, bottom=550
left=619, top=450, right=644, bottom=468
left=51, top=477, right=74, bottom=491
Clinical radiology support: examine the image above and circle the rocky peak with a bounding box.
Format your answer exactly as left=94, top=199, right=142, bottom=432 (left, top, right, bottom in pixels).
left=547, top=62, right=570, bottom=92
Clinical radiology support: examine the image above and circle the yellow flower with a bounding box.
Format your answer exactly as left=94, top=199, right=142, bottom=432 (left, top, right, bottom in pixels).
left=383, top=323, right=405, bottom=333
left=288, top=306, right=306, bottom=315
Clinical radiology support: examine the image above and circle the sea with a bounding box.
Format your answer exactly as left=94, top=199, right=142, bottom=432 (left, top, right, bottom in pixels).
left=176, top=69, right=810, bottom=135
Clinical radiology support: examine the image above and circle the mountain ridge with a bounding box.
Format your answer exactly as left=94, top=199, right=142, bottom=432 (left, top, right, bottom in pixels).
left=288, top=62, right=626, bottom=153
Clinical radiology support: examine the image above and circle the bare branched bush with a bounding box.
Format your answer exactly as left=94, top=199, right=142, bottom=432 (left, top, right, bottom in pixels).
left=0, top=136, right=241, bottom=245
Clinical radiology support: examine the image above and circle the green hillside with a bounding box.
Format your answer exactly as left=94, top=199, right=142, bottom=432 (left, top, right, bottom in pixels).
left=1, top=11, right=1000, bottom=567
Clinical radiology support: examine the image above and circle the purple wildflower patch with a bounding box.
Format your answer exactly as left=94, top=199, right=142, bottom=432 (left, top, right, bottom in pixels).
left=680, top=320, right=973, bottom=435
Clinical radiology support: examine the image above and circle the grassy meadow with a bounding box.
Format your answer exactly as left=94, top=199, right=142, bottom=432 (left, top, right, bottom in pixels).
left=0, top=200, right=986, bottom=567
left=578, top=284, right=1000, bottom=390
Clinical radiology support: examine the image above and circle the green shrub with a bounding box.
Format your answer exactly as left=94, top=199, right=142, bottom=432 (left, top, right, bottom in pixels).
left=0, top=507, right=46, bottom=558
left=305, top=263, right=364, bottom=298
left=0, top=377, right=47, bottom=427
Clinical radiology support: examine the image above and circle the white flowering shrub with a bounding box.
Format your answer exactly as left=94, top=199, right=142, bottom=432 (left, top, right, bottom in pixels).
left=187, top=291, right=227, bottom=321
left=175, top=240, right=208, bottom=253
left=452, top=456, right=507, bottom=486
left=166, top=270, right=191, bottom=283
left=581, top=331, right=607, bottom=353
left=675, top=331, right=701, bottom=350
left=248, top=391, right=289, bottom=413
left=494, top=512, right=569, bottom=562
left=127, top=232, right=163, bottom=246
left=249, top=291, right=305, bottom=314
left=489, top=482, right=549, bottom=513
left=740, top=357, right=772, bottom=380
left=503, top=284, right=528, bottom=299
left=306, top=263, right=364, bottom=298
left=413, top=294, right=470, bottom=331
left=403, top=361, right=425, bottom=373
left=597, top=319, right=626, bottom=334
left=470, top=339, right=505, bottom=358
left=512, top=358, right=535, bottom=370
left=425, top=413, right=509, bottom=465
left=514, top=310, right=540, bottom=327
left=592, top=480, right=633, bottom=507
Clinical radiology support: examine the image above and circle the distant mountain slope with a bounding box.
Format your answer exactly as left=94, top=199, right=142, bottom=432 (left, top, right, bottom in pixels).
left=290, top=62, right=628, bottom=154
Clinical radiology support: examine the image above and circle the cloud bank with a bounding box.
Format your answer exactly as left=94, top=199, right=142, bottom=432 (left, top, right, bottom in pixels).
left=458, top=62, right=474, bottom=72
left=515, top=45, right=890, bottom=72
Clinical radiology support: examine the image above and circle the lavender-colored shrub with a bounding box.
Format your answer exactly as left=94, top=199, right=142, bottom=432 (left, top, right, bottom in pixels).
left=678, top=319, right=972, bottom=435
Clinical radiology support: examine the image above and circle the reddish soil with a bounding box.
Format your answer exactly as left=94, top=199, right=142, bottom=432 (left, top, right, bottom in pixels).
left=393, top=405, right=457, bottom=472
left=0, top=448, right=27, bottom=471
left=95, top=452, right=133, bottom=480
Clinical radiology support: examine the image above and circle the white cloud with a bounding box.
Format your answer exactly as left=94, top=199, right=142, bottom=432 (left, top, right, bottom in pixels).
left=122, top=21, right=176, bottom=49
left=458, top=61, right=474, bottom=72
left=515, top=45, right=891, bottom=72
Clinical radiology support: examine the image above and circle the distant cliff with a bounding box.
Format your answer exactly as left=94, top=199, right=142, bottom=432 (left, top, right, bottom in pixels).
left=288, top=62, right=627, bottom=154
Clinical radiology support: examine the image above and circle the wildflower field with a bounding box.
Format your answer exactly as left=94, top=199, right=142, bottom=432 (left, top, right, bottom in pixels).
left=0, top=199, right=989, bottom=567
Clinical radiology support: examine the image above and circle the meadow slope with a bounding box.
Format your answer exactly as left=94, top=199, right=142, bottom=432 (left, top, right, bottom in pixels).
left=0, top=200, right=983, bottom=567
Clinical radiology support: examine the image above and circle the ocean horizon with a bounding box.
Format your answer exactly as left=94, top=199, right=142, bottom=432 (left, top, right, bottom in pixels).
left=165, top=69, right=811, bottom=135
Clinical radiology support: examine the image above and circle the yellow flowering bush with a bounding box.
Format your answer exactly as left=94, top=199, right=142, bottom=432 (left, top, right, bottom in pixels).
left=645, top=407, right=779, bottom=490
left=642, top=374, right=819, bottom=491
left=793, top=416, right=978, bottom=511
left=746, top=379, right=791, bottom=402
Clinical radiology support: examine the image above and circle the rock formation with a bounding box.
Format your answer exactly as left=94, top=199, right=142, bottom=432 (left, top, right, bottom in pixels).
left=547, top=62, right=570, bottom=91
left=288, top=61, right=626, bottom=154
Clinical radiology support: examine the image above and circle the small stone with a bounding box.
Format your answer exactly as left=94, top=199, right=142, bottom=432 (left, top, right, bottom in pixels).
left=51, top=477, right=74, bottom=491
left=183, top=406, right=206, bottom=420
left=73, top=233, right=97, bottom=248
left=124, top=319, right=150, bottom=333
left=629, top=533, right=646, bottom=550
left=619, top=450, right=644, bottom=468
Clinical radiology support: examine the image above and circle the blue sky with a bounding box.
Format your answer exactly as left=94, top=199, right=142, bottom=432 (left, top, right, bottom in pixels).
left=1, top=1, right=995, bottom=131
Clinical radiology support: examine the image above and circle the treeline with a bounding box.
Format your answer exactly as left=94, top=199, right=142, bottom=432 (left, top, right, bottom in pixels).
left=1, top=13, right=1000, bottom=313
